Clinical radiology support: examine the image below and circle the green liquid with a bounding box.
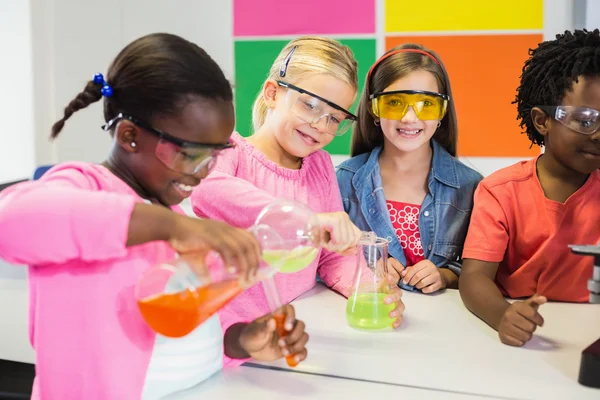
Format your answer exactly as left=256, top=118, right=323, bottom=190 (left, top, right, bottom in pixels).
left=262, top=247, right=318, bottom=273
left=346, top=293, right=394, bottom=330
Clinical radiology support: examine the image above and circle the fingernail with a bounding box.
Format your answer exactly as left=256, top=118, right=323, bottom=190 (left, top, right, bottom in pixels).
left=282, top=348, right=289, bottom=356
left=389, top=311, right=396, bottom=318
left=285, top=322, right=293, bottom=331
left=278, top=339, right=286, bottom=347
left=294, top=355, right=300, bottom=363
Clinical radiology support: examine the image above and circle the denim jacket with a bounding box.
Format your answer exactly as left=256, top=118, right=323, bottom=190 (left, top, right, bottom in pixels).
left=336, top=140, right=483, bottom=291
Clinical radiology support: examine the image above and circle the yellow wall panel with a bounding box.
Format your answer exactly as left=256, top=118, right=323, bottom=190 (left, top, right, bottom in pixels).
left=385, top=0, right=543, bottom=32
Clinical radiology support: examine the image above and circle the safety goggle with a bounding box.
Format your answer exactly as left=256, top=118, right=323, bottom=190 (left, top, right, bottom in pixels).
left=370, top=90, right=449, bottom=121
left=539, top=106, right=600, bottom=135
left=103, top=113, right=234, bottom=176
left=277, top=80, right=357, bottom=136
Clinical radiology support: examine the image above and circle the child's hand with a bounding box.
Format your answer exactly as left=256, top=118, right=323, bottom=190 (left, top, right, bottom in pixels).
left=315, top=212, right=362, bottom=255
left=168, top=214, right=262, bottom=282
left=401, top=260, right=446, bottom=293
left=384, top=283, right=405, bottom=328
left=498, top=294, right=546, bottom=346
left=387, top=257, right=405, bottom=285
left=239, top=305, right=309, bottom=364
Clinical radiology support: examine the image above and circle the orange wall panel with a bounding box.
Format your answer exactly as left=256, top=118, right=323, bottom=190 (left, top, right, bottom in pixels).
left=386, top=35, right=543, bottom=157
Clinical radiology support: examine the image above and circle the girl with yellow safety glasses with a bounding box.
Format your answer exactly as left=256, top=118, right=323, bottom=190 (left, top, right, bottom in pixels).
left=337, top=44, right=482, bottom=295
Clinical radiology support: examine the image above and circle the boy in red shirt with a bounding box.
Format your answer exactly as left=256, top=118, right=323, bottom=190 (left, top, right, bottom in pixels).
left=459, top=29, right=600, bottom=347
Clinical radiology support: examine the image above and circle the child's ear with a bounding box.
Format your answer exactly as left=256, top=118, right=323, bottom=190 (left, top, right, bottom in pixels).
left=263, top=79, right=278, bottom=109
left=531, top=107, right=550, bottom=138
left=115, top=121, right=139, bottom=153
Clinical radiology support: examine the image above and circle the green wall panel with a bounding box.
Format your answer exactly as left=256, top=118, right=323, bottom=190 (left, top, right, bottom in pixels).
left=234, top=38, right=376, bottom=155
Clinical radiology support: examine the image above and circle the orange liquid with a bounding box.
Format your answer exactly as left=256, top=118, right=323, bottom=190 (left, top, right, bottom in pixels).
left=273, top=313, right=299, bottom=367
left=138, top=279, right=244, bottom=338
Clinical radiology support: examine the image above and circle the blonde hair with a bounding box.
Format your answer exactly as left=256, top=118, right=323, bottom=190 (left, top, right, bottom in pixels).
left=251, top=37, right=358, bottom=132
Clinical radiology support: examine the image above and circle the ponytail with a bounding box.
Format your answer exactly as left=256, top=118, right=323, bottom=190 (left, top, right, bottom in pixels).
left=50, top=80, right=103, bottom=139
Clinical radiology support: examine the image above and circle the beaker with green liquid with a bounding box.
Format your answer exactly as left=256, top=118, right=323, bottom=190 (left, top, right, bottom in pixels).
left=346, top=236, right=394, bottom=331
left=254, top=199, right=320, bottom=273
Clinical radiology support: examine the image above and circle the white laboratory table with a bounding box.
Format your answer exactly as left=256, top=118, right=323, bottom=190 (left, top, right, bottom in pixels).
left=3, top=253, right=599, bottom=399
left=247, top=284, right=600, bottom=400
left=170, top=364, right=497, bottom=400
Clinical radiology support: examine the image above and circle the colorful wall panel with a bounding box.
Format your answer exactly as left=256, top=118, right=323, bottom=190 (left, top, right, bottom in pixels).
left=234, top=39, right=376, bottom=154
left=233, top=0, right=544, bottom=161
left=385, top=34, right=541, bottom=157
left=384, top=0, right=543, bottom=158
left=234, top=0, right=375, bottom=36
left=385, top=0, right=543, bottom=32
left=233, top=0, right=377, bottom=155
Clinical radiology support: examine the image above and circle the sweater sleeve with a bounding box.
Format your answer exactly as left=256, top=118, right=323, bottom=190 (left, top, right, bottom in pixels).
left=192, top=171, right=278, bottom=229
left=191, top=141, right=280, bottom=229
left=196, top=171, right=301, bottom=368
left=315, top=164, right=358, bottom=298
left=0, top=168, right=136, bottom=265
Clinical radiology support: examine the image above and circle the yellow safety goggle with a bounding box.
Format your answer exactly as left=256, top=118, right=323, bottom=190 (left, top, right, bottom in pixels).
left=370, top=90, right=449, bottom=121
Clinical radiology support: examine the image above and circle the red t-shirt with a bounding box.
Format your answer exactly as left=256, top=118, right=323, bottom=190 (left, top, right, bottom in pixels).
left=463, top=157, right=599, bottom=302
left=387, top=200, right=425, bottom=266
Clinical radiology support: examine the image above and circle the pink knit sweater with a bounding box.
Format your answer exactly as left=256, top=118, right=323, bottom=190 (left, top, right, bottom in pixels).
left=191, top=132, right=358, bottom=367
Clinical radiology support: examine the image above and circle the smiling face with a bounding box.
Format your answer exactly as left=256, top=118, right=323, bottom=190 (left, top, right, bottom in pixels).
left=263, top=73, right=356, bottom=160
left=377, top=70, right=443, bottom=154
left=533, top=75, right=600, bottom=175
left=114, top=96, right=235, bottom=206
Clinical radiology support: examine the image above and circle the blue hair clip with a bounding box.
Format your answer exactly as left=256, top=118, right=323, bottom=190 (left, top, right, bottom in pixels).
left=93, top=73, right=113, bottom=97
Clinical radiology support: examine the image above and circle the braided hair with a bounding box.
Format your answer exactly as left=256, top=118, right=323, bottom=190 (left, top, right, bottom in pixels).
left=514, top=29, right=600, bottom=147
left=51, top=33, right=233, bottom=139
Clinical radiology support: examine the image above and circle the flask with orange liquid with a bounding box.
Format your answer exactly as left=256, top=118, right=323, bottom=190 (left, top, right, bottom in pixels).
left=135, top=200, right=322, bottom=343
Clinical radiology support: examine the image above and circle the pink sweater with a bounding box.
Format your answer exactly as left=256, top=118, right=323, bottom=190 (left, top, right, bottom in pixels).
left=191, top=132, right=357, bottom=367
left=0, top=163, right=226, bottom=400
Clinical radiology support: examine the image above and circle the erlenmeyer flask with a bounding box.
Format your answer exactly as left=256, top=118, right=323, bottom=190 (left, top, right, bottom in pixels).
left=254, top=199, right=320, bottom=273
left=135, top=224, right=284, bottom=338
left=346, top=236, right=394, bottom=331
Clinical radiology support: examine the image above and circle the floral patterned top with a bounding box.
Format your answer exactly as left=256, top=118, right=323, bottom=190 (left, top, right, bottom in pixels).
left=386, top=200, right=425, bottom=267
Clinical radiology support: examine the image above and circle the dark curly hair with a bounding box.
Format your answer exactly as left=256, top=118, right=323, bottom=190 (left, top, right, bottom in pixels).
left=514, top=29, right=600, bottom=146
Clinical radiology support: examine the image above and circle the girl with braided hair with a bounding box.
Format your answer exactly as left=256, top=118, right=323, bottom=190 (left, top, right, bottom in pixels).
left=0, top=33, right=309, bottom=399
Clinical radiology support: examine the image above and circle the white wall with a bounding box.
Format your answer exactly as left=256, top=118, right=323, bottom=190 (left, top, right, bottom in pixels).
left=0, top=0, right=35, bottom=182
left=544, top=0, right=575, bottom=38
left=583, top=0, right=600, bottom=29
left=31, top=0, right=235, bottom=166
